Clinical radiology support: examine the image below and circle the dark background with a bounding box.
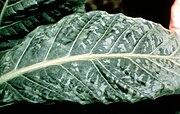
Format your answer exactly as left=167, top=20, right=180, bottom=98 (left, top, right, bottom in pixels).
left=0, top=94, right=180, bottom=114
left=1, top=0, right=180, bottom=114
left=122, top=0, right=174, bottom=29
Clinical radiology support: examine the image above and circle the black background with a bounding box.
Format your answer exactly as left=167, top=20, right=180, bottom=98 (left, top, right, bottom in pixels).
left=0, top=94, right=180, bottom=114
left=123, top=0, right=174, bottom=29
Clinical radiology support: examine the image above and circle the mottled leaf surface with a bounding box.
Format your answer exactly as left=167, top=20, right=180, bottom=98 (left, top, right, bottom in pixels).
left=0, top=0, right=85, bottom=50
left=0, top=11, right=180, bottom=106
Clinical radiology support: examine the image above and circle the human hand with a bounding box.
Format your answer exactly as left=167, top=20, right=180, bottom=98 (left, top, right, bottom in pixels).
left=169, top=0, right=180, bottom=36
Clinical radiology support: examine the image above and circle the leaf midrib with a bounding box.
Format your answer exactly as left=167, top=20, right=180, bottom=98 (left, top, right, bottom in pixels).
left=0, top=53, right=179, bottom=84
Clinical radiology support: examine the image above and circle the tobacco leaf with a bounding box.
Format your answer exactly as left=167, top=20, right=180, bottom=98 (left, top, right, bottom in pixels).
left=0, top=11, right=180, bottom=107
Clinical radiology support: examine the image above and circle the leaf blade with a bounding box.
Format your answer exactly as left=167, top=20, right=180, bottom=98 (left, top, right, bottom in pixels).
left=0, top=11, right=180, bottom=106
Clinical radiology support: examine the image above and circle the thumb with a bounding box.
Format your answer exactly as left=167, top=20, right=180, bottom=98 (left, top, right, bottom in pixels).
left=169, top=0, right=180, bottom=36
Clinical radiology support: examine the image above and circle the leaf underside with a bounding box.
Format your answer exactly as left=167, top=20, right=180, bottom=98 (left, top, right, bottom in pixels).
left=0, top=11, right=180, bottom=106
left=0, top=0, right=85, bottom=51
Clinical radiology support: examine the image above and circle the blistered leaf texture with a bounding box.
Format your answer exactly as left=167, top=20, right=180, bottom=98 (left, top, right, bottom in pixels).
left=0, top=0, right=85, bottom=50
left=0, top=11, right=180, bottom=106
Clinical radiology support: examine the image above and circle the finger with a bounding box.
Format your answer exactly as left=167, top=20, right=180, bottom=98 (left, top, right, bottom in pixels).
left=169, top=0, right=180, bottom=36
